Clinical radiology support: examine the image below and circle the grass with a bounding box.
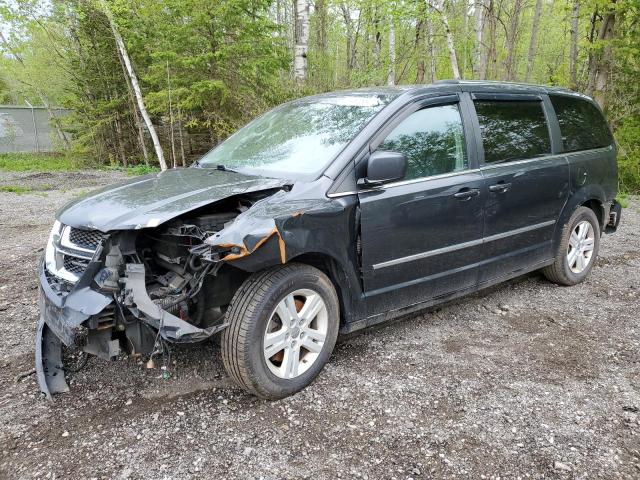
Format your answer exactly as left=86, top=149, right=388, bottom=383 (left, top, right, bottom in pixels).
left=0, top=185, right=32, bottom=194
left=0, top=152, right=160, bottom=176
left=104, top=164, right=160, bottom=176
left=616, top=192, right=630, bottom=208
left=0, top=152, right=77, bottom=172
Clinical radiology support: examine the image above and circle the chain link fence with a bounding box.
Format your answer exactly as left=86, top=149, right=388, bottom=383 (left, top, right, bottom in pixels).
left=0, top=105, right=71, bottom=154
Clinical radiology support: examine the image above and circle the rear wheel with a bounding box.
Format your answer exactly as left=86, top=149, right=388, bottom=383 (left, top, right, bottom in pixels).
left=542, top=206, right=600, bottom=286
left=221, top=263, right=339, bottom=399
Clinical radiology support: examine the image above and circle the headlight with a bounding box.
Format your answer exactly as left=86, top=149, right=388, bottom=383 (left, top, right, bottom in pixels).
left=44, top=220, right=62, bottom=275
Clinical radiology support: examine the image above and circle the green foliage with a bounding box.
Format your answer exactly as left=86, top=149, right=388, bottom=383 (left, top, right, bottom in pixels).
left=615, top=118, right=640, bottom=194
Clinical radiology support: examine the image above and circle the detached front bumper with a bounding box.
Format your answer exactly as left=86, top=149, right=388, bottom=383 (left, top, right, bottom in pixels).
left=36, top=260, right=113, bottom=399
left=36, top=259, right=229, bottom=400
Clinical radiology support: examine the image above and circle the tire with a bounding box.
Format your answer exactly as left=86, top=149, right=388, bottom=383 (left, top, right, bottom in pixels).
left=221, top=263, right=339, bottom=399
left=542, top=206, right=601, bottom=286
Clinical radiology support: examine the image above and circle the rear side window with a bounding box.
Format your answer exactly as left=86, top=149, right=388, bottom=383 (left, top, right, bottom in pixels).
left=550, top=95, right=613, bottom=152
left=474, top=100, right=551, bottom=163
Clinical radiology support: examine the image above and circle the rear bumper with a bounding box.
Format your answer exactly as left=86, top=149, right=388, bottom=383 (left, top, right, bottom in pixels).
left=605, top=199, right=622, bottom=234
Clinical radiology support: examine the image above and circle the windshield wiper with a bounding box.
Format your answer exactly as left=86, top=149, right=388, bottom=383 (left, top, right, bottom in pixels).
left=216, top=164, right=238, bottom=173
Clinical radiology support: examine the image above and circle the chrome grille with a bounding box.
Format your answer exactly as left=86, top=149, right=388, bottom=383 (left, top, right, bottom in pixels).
left=63, top=255, right=90, bottom=275
left=47, top=224, right=108, bottom=283
left=69, top=228, right=107, bottom=250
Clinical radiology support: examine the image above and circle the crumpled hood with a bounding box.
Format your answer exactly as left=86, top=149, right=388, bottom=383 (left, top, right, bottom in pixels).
left=57, top=168, right=288, bottom=232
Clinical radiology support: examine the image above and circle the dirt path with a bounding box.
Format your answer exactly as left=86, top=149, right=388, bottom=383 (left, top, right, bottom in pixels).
left=1, top=171, right=638, bottom=479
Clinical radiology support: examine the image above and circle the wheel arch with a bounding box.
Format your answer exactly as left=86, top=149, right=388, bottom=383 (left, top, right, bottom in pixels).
left=555, top=186, right=608, bottom=247
left=288, top=251, right=358, bottom=327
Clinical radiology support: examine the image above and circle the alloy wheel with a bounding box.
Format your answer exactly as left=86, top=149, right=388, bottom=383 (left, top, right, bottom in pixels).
left=263, top=289, right=328, bottom=379
left=566, top=220, right=595, bottom=274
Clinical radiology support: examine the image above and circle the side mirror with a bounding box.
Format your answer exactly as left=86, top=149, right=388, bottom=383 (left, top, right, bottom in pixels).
left=357, top=150, right=407, bottom=188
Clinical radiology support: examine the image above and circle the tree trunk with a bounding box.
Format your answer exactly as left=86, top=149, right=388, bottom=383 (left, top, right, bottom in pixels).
left=524, top=0, right=543, bottom=82
left=474, top=0, right=486, bottom=79
left=341, top=4, right=359, bottom=74
left=388, top=17, right=396, bottom=85
left=427, top=12, right=436, bottom=82
left=430, top=1, right=461, bottom=80
left=101, top=2, right=167, bottom=170
left=486, top=0, right=498, bottom=79
left=504, top=0, right=523, bottom=81
left=293, top=0, right=310, bottom=83
left=416, top=0, right=427, bottom=83
left=40, top=95, right=70, bottom=150
left=373, top=12, right=382, bottom=70
left=114, top=41, right=148, bottom=164
left=276, top=0, right=283, bottom=25
left=113, top=109, right=127, bottom=167
left=166, top=62, right=177, bottom=169
left=569, top=0, right=580, bottom=89
left=177, top=105, right=186, bottom=167
left=588, top=10, right=615, bottom=108
left=315, top=0, right=327, bottom=52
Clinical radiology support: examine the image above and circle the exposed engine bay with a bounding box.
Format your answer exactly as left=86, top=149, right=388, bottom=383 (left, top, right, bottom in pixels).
left=37, top=191, right=284, bottom=397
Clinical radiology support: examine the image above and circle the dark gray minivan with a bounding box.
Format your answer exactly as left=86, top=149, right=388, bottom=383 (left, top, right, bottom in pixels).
left=37, top=81, right=621, bottom=399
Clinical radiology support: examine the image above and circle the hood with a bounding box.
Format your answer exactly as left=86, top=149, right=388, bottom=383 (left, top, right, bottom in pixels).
left=57, top=168, right=288, bottom=232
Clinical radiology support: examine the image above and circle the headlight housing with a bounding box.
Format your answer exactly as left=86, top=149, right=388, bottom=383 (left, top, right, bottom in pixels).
left=44, top=220, right=62, bottom=275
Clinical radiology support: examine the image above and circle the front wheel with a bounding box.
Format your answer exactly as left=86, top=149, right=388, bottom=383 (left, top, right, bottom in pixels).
left=221, top=263, right=339, bottom=399
left=542, top=206, right=601, bottom=286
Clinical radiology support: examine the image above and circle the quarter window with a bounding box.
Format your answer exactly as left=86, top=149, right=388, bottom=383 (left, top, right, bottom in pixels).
left=474, top=100, right=551, bottom=163
left=377, top=104, right=468, bottom=180
left=550, top=95, right=613, bottom=152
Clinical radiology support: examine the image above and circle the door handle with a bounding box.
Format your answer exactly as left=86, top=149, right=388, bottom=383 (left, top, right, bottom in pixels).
left=453, top=188, right=480, bottom=200
left=489, top=182, right=512, bottom=193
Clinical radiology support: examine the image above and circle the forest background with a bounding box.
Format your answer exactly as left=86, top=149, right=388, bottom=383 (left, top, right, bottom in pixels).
left=1, top=0, right=638, bottom=192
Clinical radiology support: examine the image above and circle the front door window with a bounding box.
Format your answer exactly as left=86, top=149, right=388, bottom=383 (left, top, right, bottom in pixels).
left=378, top=104, right=468, bottom=180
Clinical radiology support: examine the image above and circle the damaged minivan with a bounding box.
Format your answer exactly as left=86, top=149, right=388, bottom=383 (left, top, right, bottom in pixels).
left=37, top=81, right=621, bottom=399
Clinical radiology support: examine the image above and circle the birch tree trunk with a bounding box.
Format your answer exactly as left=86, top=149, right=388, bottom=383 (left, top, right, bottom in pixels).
left=474, top=0, right=486, bottom=79
left=388, top=17, right=396, bottom=85
left=569, top=0, right=580, bottom=89
left=293, top=0, right=310, bottom=83
left=524, top=0, right=543, bottom=82
left=117, top=48, right=149, bottom=165
left=427, top=14, right=436, bottom=82
left=430, top=1, right=461, bottom=80
left=101, top=2, right=167, bottom=170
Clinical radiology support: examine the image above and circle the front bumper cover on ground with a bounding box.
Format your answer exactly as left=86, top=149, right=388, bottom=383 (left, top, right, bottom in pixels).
left=35, top=260, right=113, bottom=399
left=36, top=260, right=229, bottom=400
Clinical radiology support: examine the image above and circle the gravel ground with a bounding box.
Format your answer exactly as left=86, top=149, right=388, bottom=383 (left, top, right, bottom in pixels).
left=0, top=170, right=638, bottom=479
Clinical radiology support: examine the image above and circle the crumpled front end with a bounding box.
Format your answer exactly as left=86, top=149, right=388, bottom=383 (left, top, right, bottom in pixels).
left=36, top=181, right=360, bottom=400
left=36, top=200, right=257, bottom=399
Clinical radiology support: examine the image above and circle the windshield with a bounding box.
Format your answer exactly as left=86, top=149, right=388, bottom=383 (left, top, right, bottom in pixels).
left=197, top=93, right=395, bottom=179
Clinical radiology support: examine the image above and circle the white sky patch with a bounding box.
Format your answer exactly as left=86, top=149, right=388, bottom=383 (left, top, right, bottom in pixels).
left=320, top=96, right=384, bottom=107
